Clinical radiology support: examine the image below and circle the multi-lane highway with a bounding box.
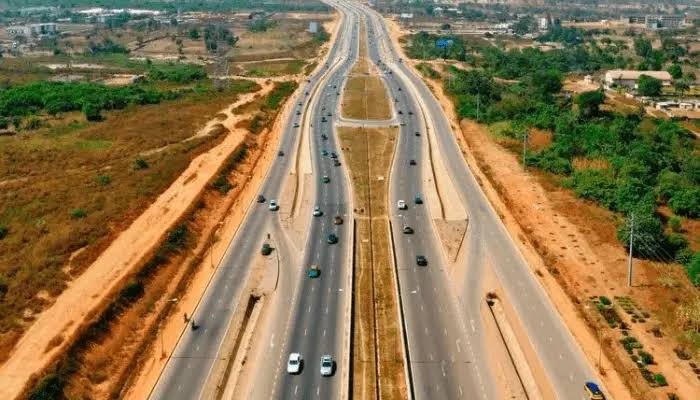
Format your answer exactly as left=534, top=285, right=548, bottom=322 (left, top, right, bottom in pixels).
left=358, top=2, right=602, bottom=398
left=151, top=0, right=602, bottom=399
left=148, top=3, right=357, bottom=398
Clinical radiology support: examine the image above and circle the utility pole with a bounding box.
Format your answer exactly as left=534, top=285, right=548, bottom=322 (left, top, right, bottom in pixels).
left=476, top=93, right=480, bottom=121
left=522, top=131, right=528, bottom=169
left=627, top=213, right=634, bottom=287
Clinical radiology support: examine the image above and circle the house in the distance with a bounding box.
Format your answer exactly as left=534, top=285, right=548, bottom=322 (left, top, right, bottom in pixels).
left=604, top=70, right=672, bottom=90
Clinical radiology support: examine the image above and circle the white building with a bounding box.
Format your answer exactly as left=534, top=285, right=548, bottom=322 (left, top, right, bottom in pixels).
left=5, top=23, right=57, bottom=37
left=604, top=70, right=672, bottom=90
left=308, top=21, right=319, bottom=33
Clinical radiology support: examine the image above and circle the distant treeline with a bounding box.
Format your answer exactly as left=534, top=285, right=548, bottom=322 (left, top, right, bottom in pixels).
left=0, top=0, right=330, bottom=13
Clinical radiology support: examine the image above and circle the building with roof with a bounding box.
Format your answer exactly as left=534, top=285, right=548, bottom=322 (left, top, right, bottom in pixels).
left=5, top=23, right=57, bottom=37
left=604, top=70, right=672, bottom=90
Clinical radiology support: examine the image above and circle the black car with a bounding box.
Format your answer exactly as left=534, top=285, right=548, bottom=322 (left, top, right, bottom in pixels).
left=402, top=225, right=414, bottom=234
left=409, top=159, right=416, bottom=166
left=256, top=195, right=266, bottom=203
left=278, top=150, right=285, bottom=157
left=416, top=255, right=427, bottom=266
left=327, top=233, right=338, bottom=244
left=415, top=132, right=421, bottom=137
left=333, top=160, right=341, bottom=167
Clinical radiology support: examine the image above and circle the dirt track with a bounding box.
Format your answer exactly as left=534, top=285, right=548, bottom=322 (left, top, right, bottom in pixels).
left=0, top=85, right=277, bottom=400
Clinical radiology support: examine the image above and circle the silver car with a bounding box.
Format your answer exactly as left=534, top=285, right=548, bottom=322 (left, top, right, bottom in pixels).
left=320, top=355, right=334, bottom=376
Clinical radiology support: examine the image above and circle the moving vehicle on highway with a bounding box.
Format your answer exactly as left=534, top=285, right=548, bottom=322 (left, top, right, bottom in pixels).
left=333, top=215, right=344, bottom=225
left=322, top=175, right=331, bottom=183
left=287, top=353, right=303, bottom=374
left=402, top=225, right=414, bottom=234
left=416, top=255, right=428, bottom=266
left=261, top=243, right=272, bottom=256
left=583, top=382, right=605, bottom=400
left=257, top=195, right=266, bottom=203
left=307, top=265, right=320, bottom=279
left=327, top=233, right=338, bottom=244
left=414, top=194, right=423, bottom=204
left=397, top=200, right=407, bottom=209
left=320, top=355, right=334, bottom=377
left=313, top=206, right=323, bottom=217
left=409, top=159, right=416, bottom=166
left=268, top=200, right=279, bottom=211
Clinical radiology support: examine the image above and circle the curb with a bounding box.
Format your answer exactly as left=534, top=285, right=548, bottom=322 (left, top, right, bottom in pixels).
left=388, top=220, right=415, bottom=400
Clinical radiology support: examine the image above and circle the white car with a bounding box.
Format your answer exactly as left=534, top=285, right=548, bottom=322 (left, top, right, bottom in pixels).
left=287, top=353, right=302, bottom=374
left=397, top=200, right=407, bottom=210
left=269, top=200, right=279, bottom=211
left=313, top=206, right=323, bottom=217
left=320, top=355, right=334, bottom=376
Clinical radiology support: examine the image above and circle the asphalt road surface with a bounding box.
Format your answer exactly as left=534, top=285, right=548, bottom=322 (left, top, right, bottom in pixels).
left=359, top=3, right=602, bottom=399
left=148, top=4, right=356, bottom=398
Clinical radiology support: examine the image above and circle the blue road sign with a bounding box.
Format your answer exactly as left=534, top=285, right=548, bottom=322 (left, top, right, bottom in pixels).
left=436, top=38, right=453, bottom=49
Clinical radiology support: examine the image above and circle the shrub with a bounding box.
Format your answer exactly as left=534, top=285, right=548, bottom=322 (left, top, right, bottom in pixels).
left=669, top=187, right=700, bottom=218
left=0, top=225, right=7, bottom=240
left=25, top=118, right=42, bottom=130
left=212, top=174, right=233, bottom=194
left=654, top=373, right=667, bottom=386
left=599, top=296, right=612, bottom=306
left=685, top=253, right=700, bottom=286
left=82, top=102, right=103, bottom=121
left=70, top=209, right=87, bottom=219
left=96, top=175, right=111, bottom=186
left=11, top=116, right=21, bottom=129
left=165, top=224, right=188, bottom=250
left=675, top=248, right=694, bottom=265
left=0, top=117, right=8, bottom=129
left=638, top=350, right=654, bottom=365
left=148, top=63, right=207, bottom=83
left=119, top=281, right=144, bottom=302
left=668, top=216, right=682, bottom=232
left=134, top=158, right=149, bottom=170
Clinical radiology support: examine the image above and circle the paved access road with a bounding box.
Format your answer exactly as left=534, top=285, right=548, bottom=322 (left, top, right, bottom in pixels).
left=358, top=2, right=601, bottom=399
left=148, top=5, right=355, bottom=398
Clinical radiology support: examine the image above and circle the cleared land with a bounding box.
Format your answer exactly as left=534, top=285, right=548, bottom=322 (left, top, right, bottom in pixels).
left=0, top=80, right=263, bottom=359
left=17, top=81, right=297, bottom=400
left=339, top=126, right=406, bottom=400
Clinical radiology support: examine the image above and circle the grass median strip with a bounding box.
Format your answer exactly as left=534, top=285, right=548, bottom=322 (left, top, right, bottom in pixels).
left=340, top=19, right=391, bottom=121
left=339, top=126, right=406, bottom=400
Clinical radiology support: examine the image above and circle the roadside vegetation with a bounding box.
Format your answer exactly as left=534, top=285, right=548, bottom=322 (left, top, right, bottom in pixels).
left=0, top=78, right=259, bottom=356
left=339, top=126, right=406, bottom=400
left=406, top=31, right=699, bottom=287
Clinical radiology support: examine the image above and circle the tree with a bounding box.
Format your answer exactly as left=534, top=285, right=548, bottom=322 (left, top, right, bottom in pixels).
left=82, top=102, right=102, bottom=121
left=616, top=208, right=667, bottom=259
left=634, top=37, right=652, bottom=58
left=637, top=75, right=662, bottom=97
left=512, top=16, right=536, bottom=36
left=667, top=63, right=683, bottom=79
left=188, top=27, right=200, bottom=40
left=575, top=90, right=605, bottom=117
left=674, top=79, right=690, bottom=96
left=440, top=23, right=451, bottom=31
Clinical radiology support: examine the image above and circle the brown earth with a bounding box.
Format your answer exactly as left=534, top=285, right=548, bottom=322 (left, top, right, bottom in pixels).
left=413, top=63, right=700, bottom=399
left=339, top=126, right=406, bottom=400
left=384, top=17, right=645, bottom=400
left=340, top=18, right=391, bottom=121
left=0, top=81, right=294, bottom=400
